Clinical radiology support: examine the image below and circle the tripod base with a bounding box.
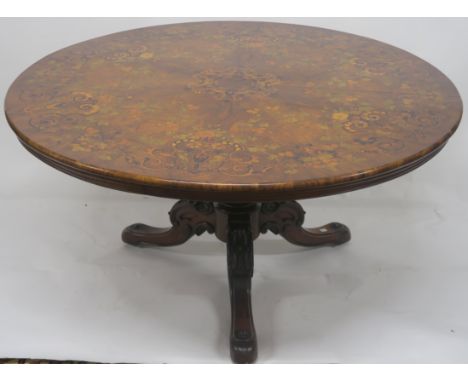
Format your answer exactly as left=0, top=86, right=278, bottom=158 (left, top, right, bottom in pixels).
left=122, top=200, right=351, bottom=363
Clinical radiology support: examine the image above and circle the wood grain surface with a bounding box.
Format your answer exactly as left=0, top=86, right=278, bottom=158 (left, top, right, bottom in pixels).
left=4, top=21, right=463, bottom=201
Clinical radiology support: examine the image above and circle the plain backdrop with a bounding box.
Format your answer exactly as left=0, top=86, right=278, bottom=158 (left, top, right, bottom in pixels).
left=0, top=18, right=467, bottom=364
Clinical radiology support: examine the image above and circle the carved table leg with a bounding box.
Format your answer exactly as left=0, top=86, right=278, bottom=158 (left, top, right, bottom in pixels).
left=259, top=201, right=351, bottom=247
left=122, top=200, right=216, bottom=246
left=121, top=199, right=350, bottom=363
left=225, top=205, right=257, bottom=364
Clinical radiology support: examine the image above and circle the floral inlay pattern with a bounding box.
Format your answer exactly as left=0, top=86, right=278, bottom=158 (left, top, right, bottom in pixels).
left=5, top=21, right=462, bottom=188
left=188, top=67, right=281, bottom=102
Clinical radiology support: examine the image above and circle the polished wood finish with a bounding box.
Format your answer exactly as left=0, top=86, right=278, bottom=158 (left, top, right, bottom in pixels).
left=122, top=199, right=349, bottom=363
left=259, top=201, right=350, bottom=246
left=4, top=21, right=463, bottom=363
left=4, top=21, right=462, bottom=202
left=17, top=137, right=448, bottom=202
left=225, top=204, right=257, bottom=363
left=122, top=200, right=216, bottom=246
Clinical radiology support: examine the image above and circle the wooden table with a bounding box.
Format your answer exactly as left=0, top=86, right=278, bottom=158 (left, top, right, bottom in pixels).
left=4, top=21, right=463, bottom=363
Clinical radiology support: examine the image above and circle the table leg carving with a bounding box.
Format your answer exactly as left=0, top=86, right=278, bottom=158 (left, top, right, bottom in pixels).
left=121, top=199, right=350, bottom=363
left=226, top=211, right=257, bottom=364
left=259, top=201, right=351, bottom=247
left=122, top=200, right=216, bottom=246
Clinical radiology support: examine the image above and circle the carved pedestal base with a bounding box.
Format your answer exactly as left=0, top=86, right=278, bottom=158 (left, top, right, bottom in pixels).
left=122, top=200, right=351, bottom=363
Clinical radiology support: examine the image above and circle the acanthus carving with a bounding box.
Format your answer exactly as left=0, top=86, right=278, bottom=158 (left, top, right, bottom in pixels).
left=258, top=200, right=351, bottom=247
left=259, top=201, right=305, bottom=235
left=226, top=216, right=257, bottom=363
left=169, top=200, right=216, bottom=236
left=121, top=200, right=216, bottom=246
left=227, top=228, right=254, bottom=278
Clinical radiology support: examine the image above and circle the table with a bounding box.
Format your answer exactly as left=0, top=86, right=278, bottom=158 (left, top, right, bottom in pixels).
left=4, top=21, right=463, bottom=363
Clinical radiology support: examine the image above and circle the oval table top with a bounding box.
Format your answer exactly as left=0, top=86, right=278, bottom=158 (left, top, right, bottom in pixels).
left=4, top=21, right=463, bottom=202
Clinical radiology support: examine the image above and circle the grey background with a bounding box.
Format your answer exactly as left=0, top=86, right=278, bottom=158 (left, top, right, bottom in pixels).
left=0, top=18, right=467, bottom=363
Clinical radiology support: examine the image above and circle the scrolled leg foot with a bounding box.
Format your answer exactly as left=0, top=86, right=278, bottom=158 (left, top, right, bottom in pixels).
left=122, top=223, right=193, bottom=247
left=121, top=200, right=216, bottom=247
left=281, top=221, right=351, bottom=247
left=259, top=201, right=351, bottom=247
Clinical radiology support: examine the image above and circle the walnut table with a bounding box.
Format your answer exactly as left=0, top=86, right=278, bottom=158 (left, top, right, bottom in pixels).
left=4, top=21, right=463, bottom=363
